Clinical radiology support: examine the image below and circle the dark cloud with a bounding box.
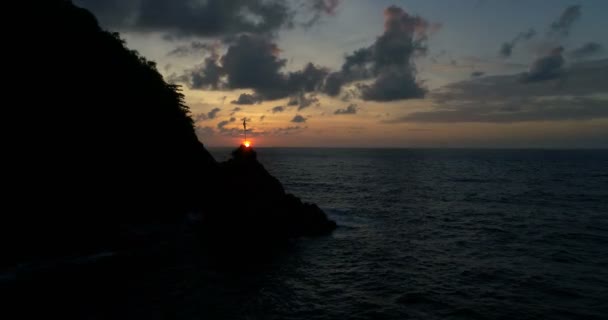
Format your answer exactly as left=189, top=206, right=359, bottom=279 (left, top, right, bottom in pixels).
left=221, top=34, right=287, bottom=98
left=217, top=117, right=239, bottom=134
left=499, top=42, right=515, bottom=59
left=195, top=122, right=307, bottom=138
left=522, top=47, right=565, bottom=82
left=322, top=5, right=435, bottom=101
left=207, top=108, right=221, bottom=119
left=192, top=55, right=223, bottom=89
left=304, top=0, right=340, bottom=27
left=287, top=63, right=329, bottom=93
left=272, top=126, right=306, bottom=135
left=173, top=5, right=433, bottom=102
left=339, top=88, right=358, bottom=102
left=433, top=59, right=608, bottom=102
left=386, top=59, right=608, bottom=123
left=498, top=4, right=582, bottom=76
left=323, top=72, right=345, bottom=96
left=549, top=5, right=582, bottom=37
left=291, top=115, right=307, bottom=123
left=230, top=107, right=242, bottom=116
left=193, top=114, right=208, bottom=122
left=170, top=50, right=222, bottom=90
left=260, top=115, right=266, bottom=121
left=272, top=106, right=285, bottom=113
left=175, top=34, right=329, bottom=100
left=300, top=94, right=320, bottom=110
left=231, top=93, right=262, bottom=105
left=287, top=97, right=299, bottom=106
left=288, top=93, right=320, bottom=111
left=471, top=71, right=485, bottom=78
left=569, top=42, right=604, bottom=60
left=76, top=0, right=341, bottom=38
left=217, top=120, right=231, bottom=129
left=499, top=28, right=536, bottom=58
left=359, top=69, right=425, bottom=101
left=75, top=0, right=290, bottom=37
left=193, top=108, right=221, bottom=122
left=392, top=97, right=608, bottom=123
left=167, top=41, right=216, bottom=57
left=334, top=104, right=358, bottom=115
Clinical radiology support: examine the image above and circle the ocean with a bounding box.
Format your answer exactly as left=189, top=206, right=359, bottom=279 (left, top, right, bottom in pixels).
left=26, top=148, right=606, bottom=319
left=203, top=148, right=608, bottom=319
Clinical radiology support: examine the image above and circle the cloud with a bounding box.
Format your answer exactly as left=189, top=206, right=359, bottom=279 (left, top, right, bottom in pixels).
left=287, top=63, right=329, bottom=94
left=299, top=94, right=319, bottom=110
left=322, top=5, right=435, bottom=101
left=358, top=69, right=425, bottom=101
left=76, top=0, right=289, bottom=37
left=260, top=115, right=266, bottom=121
left=569, top=42, right=604, bottom=60
left=195, top=123, right=307, bottom=138
left=231, top=93, right=262, bottom=105
left=193, top=108, right=221, bottom=122
left=304, top=0, right=340, bottom=27
left=216, top=117, right=239, bottom=134
left=334, top=104, right=358, bottom=115
left=272, top=106, right=285, bottom=113
left=288, top=92, right=320, bottom=111
left=170, top=50, right=222, bottom=89
left=76, top=0, right=342, bottom=38
left=175, top=34, right=329, bottom=100
left=497, top=4, right=583, bottom=69
left=272, top=126, right=306, bottom=135
left=549, top=5, right=582, bottom=37
left=172, top=5, right=433, bottom=102
left=291, top=115, right=307, bottom=123
left=471, top=71, right=485, bottom=78
left=499, top=28, right=536, bottom=58
left=287, top=97, right=299, bottom=106
left=221, top=34, right=288, bottom=98
left=230, top=107, right=242, bottom=116
left=522, top=47, right=565, bottom=82
left=323, top=72, right=344, bottom=96
left=167, top=41, right=216, bottom=57
left=193, top=114, right=208, bottom=122
left=386, top=59, right=608, bottom=123
left=208, top=108, right=221, bottom=119
left=217, top=120, right=231, bottom=129
left=393, top=97, right=608, bottom=123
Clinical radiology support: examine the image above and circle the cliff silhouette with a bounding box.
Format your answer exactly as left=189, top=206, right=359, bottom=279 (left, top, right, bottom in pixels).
left=5, top=0, right=335, bottom=269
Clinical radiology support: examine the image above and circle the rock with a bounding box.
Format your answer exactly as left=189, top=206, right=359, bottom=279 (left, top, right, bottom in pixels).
left=199, top=145, right=337, bottom=248
left=4, top=1, right=335, bottom=268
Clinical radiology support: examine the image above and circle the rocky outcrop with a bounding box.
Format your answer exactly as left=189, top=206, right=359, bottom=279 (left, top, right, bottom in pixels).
left=200, top=145, right=336, bottom=245
left=4, top=0, right=335, bottom=268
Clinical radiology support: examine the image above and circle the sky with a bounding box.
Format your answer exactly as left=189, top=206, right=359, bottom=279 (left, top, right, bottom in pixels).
left=74, top=0, right=608, bottom=148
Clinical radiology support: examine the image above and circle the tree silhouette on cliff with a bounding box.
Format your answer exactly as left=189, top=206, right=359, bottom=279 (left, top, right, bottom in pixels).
left=5, top=0, right=334, bottom=267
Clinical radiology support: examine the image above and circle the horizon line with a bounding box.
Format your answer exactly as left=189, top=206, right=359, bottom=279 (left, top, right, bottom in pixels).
left=204, top=145, right=608, bottom=150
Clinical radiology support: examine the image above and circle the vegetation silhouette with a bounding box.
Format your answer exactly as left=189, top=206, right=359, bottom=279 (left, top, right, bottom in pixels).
left=6, top=0, right=335, bottom=269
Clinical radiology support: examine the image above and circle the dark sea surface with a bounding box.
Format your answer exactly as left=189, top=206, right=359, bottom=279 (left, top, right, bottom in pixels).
left=202, top=148, right=608, bottom=320
left=24, top=148, right=606, bottom=319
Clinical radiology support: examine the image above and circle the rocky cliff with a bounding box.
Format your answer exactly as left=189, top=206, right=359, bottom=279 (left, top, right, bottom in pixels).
left=4, top=0, right=335, bottom=268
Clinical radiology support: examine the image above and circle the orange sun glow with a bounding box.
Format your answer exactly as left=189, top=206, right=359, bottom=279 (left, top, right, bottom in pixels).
left=243, top=141, right=251, bottom=147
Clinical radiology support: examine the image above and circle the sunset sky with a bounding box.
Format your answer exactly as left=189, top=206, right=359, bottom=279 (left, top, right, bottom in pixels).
left=75, top=0, right=608, bottom=148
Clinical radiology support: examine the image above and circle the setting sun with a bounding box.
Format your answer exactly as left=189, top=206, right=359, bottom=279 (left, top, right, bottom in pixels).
left=243, top=140, right=251, bottom=148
